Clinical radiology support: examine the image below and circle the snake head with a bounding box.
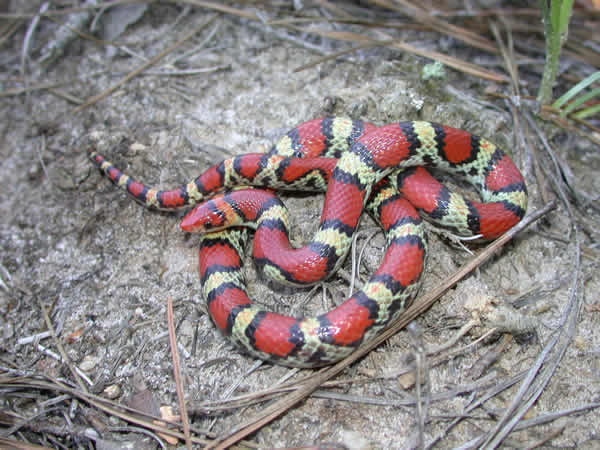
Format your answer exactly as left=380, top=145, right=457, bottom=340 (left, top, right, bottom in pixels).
left=180, top=198, right=231, bottom=233
left=180, top=188, right=280, bottom=233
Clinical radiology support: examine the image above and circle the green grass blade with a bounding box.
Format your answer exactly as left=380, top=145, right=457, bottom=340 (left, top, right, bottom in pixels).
left=551, top=0, right=561, bottom=31
left=558, top=0, right=574, bottom=35
left=573, top=103, right=600, bottom=120
left=552, top=71, right=600, bottom=109
left=561, top=88, right=600, bottom=117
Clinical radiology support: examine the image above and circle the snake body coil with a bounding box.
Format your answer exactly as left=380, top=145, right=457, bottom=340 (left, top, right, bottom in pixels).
left=90, top=117, right=527, bottom=367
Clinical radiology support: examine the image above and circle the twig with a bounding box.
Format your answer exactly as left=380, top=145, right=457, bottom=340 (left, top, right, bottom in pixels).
left=138, top=66, right=230, bottom=76
left=209, top=200, right=556, bottom=449
left=514, top=402, right=600, bottom=430
left=166, top=21, right=220, bottom=65
left=21, top=2, right=48, bottom=74
left=167, top=298, right=192, bottom=450
left=520, top=111, right=552, bottom=204
left=312, top=373, right=498, bottom=408
left=0, top=261, right=13, bottom=292
left=388, top=39, right=508, bottom=82
left=16, top=331, right=51, bottom=346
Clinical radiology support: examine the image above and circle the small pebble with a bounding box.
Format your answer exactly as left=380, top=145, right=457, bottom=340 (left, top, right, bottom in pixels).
left=79, top=355, right=99, bottom=372
left=103, top=384, right=121, bottom=399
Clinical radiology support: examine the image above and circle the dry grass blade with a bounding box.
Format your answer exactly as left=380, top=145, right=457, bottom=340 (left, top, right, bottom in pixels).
left=167, top=298, right=192, bottom=450
left=209, top=201, right=556, bottom=449
left=489, top=21, right=519, bottom=93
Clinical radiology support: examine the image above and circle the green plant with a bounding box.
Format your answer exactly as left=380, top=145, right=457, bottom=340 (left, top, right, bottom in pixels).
left=537, top=0, right=574, bottom=105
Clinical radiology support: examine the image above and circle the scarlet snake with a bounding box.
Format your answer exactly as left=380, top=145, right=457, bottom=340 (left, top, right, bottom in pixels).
left=89, top=117, right=527, bottom=367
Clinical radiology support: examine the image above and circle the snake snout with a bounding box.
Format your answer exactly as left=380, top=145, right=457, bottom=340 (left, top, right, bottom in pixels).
left=180, top=205, right=212, bottom=233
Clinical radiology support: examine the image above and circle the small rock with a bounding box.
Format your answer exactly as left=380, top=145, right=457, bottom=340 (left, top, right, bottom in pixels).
left=397, top=371, right=417, bottom=390
left=103, top=384, right=121, bottom=399
left=80, top=355, right=99, bottom=372
left=129, top=142, right=146, bottom=153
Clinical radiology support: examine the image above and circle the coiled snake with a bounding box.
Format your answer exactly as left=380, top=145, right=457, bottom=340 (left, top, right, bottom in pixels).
left=90, top=117, right=527, bottom=367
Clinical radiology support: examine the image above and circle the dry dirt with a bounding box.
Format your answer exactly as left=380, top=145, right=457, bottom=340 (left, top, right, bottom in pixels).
left=1, top=2, right=599, bottom=449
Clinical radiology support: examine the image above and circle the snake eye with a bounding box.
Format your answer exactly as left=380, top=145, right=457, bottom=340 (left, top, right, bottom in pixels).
left=211, top=208, right=226, bottom=227
left=180, top=198, right=232, bottom=233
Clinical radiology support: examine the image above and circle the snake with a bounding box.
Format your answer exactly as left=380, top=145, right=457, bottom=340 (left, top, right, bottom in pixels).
left=89, top=117, right=527, bottom=367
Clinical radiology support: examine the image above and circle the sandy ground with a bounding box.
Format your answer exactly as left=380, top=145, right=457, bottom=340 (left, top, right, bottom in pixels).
left=1, top=3, right=599, bottom=448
